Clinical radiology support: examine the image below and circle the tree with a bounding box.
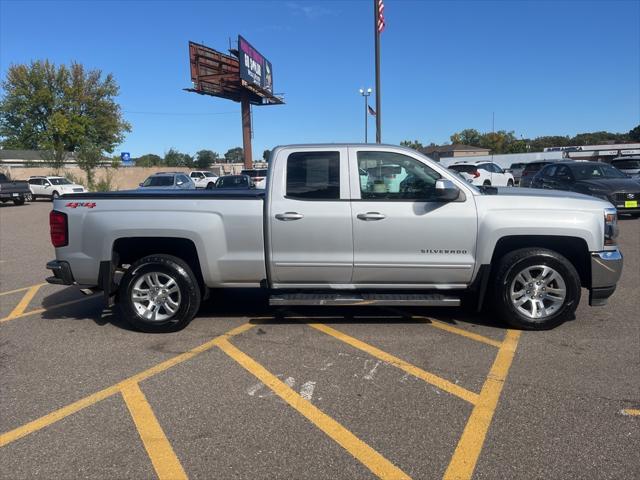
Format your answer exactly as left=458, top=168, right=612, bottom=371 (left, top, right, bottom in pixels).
left=629, top=125, right=640, bottom=142
left=262, top=149, right=271, bottom=162
left=224, top=147, right=243, bottom=163
left=399, top=140, right=424, bottom=151
left=76, top=143, right=105, bottom=188
left=135, top=154, right=162, bottom=167
left=164, top=148, right=192, bottom=167
left=195, top=149, right=219, bottom=169
left=450, top=129, right=482, bottom=146
left=0, top=60, right=131, bottom=163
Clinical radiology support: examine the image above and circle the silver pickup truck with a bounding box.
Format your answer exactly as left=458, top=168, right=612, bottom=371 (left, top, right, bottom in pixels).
left=46, top=144, right=623, bottom=332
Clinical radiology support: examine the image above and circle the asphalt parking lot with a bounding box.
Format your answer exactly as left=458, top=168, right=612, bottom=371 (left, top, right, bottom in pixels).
left=0, top=200, right=638, bottom=480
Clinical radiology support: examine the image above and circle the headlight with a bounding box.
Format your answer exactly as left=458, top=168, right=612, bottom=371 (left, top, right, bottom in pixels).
left=604, top=207, right=618, bottom=246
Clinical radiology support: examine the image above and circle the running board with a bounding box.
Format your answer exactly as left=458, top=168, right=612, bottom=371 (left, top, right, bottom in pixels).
left=269, top=293, right=461, bottom=307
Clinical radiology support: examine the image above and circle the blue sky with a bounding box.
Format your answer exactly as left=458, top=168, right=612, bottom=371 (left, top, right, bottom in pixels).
left=1, top=0, right=639, bottom=157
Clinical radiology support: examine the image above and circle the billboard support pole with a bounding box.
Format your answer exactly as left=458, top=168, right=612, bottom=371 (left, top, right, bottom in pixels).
left=374, top=0, right=382, bottom=143
left=241, top=92, right=253, bottom=169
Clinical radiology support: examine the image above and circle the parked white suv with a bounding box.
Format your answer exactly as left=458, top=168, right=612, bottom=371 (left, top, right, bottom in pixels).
left=28, top=176, right=86, bottom=200
left=189, top=171, right=218, bottom=189
left=449, top=161, right=515, bottom=187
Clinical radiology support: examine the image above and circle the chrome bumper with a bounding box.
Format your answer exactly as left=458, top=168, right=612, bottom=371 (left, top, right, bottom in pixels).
left=589, top=249, right=623, bottom=306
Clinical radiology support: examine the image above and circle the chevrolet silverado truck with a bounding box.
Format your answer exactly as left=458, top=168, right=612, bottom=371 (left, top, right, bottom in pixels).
left=46, top=144, right=623, bottom=332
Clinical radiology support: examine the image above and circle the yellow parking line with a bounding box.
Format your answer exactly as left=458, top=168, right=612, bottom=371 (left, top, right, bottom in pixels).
left=443, top=329, right=521, bottom=480
left=622, top=408, right=640, bottom=416
left=217, top=338, right=411, bottom=480
left=0, top=283, right=46, bottom=297
left=121, top=382, right=187, bottom=480
left=0, top=384, right=121, bottom=447
left=425, top=319, right=502, bottom=349
left=5, top=284, right=43, bottom=319
left=0, top=322, right=255, bottom=448
left=0, top=296, right=96, bottom=324
left=309, top=323, right=479, bottom=405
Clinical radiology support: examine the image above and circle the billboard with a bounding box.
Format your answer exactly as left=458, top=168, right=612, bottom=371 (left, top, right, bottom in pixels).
left=238, top=35, right=273, bottom=95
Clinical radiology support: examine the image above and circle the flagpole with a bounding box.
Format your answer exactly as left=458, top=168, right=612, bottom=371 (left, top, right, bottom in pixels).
left=374, top=0, right=382, bottom=143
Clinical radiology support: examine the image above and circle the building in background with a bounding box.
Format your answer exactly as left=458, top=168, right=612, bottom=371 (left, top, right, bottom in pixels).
left=420, top=144, right=491, bottom=162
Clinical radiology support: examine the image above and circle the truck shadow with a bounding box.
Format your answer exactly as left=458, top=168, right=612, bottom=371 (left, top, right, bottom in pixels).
left=40, top=287, right=511, bottom=332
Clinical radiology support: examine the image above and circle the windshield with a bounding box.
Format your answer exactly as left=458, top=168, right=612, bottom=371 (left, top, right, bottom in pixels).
left=241, top=169, right=267, bottom=178
left=49, top=178, right=72, bottom=185
left=523, top=163, right=546, bottom=173
left=143, top=176, right=174, bottom=187
left=449, top=165, right=477, bottom=173
left=571, top=164, right=627, bottom=180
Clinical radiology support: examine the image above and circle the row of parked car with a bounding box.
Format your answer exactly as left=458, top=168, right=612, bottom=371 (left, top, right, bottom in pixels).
left=137, top=169, right=268, bottom=190
left=447, top=156, right=640, bottom=215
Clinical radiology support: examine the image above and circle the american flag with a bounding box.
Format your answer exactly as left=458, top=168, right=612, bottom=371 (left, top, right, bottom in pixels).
left=377, top=0, right=386, bottom=33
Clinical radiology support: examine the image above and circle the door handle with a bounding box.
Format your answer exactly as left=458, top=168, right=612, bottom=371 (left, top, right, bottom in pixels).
left=357, top=212, right=386, bottom=221
left=275, top=212, right=304, bottom=221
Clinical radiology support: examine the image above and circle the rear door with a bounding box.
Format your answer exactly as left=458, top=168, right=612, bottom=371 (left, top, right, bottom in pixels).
left=349, top=147, right=477, bottom=286
left=268, top=148, right=353, bottom=285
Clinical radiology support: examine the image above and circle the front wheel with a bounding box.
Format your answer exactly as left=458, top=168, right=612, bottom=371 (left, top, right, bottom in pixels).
left=13, top=197, right=25, bottom=206
left=206, top=182, right=215, bottom=189
left=492, top=248, right=581, bottom=330
left=118, top=254, right=201, bottom=332
left=507, top=179, right=514, bottom=187
left=483, top=180, right=491, bottom=186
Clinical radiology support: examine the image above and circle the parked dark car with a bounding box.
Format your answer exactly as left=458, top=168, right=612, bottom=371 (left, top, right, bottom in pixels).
left=610, top=156, right=640, bottom=179
left=519, top=161, right=556, bottom=187
left=0, top=173, right=31, bottom=205
left=211, top=174, right=255, bottom=189
left=530, top=161, right=640, bottom=215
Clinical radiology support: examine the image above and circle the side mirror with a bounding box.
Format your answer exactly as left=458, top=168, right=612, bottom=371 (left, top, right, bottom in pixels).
left=139, top=182, right=144, bottom=187
left=435, top=179, right=459, bottom=201
left=177, top=181, right=184, bottom=186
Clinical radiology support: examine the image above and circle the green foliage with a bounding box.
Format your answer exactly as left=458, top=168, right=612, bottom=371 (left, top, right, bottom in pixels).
left=135, top=154, right=162, bottom=167
left=110, top=156, right=121, bottom=169
left=164, top=148, right=193, bottom=167
left=94, top=168, right=115, bottom=192
left=629, top=125, right=640, bottom=142
left=399, top=140, right=424, bottom=150
left=76, top=143, right=105, bottom=188
left=64, top=170, right=85, bottom=186
left=195, top=149, right=219, bottom=169
left=224, top=147, right=243, bottom=163
left=262, top=149, right=272, bottom=162
left=0, top=60, right=131, bottom=160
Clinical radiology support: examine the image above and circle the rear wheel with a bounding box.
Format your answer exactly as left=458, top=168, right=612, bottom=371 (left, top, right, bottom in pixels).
left=492, top=248, right=581, bottom=330
left=118, top=254, right=201, bottom=332
left=51, top=191, right=59, bottom=201
left=507, top=179, right=514, bottom=187
left=206, top=182, right=215, bottom=189
left=483, top=180, right=491, bottom=186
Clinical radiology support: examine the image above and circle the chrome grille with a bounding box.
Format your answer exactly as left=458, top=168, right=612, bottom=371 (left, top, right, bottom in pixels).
left=615, top=192, right=639, bottom=202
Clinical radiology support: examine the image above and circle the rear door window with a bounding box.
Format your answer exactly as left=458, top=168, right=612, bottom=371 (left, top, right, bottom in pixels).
left=286, top=151, right=340, bottom=199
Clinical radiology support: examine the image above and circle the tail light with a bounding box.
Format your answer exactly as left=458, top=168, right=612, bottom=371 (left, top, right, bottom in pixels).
left=50, top=210, right=68, bottom=247
left=473, top=170, right=480, bottom=178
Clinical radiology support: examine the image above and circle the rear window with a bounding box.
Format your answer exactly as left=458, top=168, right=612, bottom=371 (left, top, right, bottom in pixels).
left=286, top=151, right=340, bottom=199
left=611, top=159, right=640, bottom=169
left=143, top=176, right=174, bottom=187
left=523, top=163, right=547, bottom=174
left=216, top=176, right=249, bottom=188
left=241, top=169, right=268, bottom=178
left=449, top=165, right=477, bottom=173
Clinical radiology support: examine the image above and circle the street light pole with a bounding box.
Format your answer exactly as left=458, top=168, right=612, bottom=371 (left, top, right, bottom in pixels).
left=359, top=88, right=372, bottom=143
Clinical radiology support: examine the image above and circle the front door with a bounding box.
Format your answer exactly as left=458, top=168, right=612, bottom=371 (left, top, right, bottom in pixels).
left=268, top=148, right=353, bottom=285
left=350, top=148, right=477, bottom=286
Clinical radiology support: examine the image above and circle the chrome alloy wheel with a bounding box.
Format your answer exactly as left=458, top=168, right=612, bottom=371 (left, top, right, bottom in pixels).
left=131, top=272, right=181, bottom=322
left=510, top=265, right=567, bottom=320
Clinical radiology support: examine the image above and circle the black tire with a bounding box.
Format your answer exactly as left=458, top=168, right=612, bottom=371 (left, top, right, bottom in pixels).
left=206, top=182, right=215, bottom=189
left=51, top=191, right=59, bottom=201
left=25, top=193, right=33, bottom=202
left=491, top=248, right=581, bottom=330
left=118, top=254, right=201, bottom=332
left=483, top=180, right=491, bottom=186
left=507, top=179, right=514, bottom=187
left=13, top=197, right=25, bottom=206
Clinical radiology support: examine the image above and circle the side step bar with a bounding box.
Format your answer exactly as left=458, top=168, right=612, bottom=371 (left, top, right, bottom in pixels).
left=269, top=292, right=461, bottom=307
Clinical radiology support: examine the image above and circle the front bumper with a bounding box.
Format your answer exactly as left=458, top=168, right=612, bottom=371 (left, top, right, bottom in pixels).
left=589, top=249, right=623, bottom=306
left=46, top=260, right=75, bottom=285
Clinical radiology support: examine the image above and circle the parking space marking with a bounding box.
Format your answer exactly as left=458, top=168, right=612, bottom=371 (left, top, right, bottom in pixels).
left=0, top=296, right=96, bottom=324
left=622, top=408, right=640, bottom=416
left=217, top=338, right=411, bottom=480
left=424, top=319, right=502, bottom=349
left=0, top=322, right=255, bottom=448
left=443, top=329, right=521, bottom=480
left=5, top=284, right=43, bottom=320
left=121, top=381, right=187, bottom=480
left=309, top=323, right=479, bottom=405
left=0, top=283, right=47, bottom=297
